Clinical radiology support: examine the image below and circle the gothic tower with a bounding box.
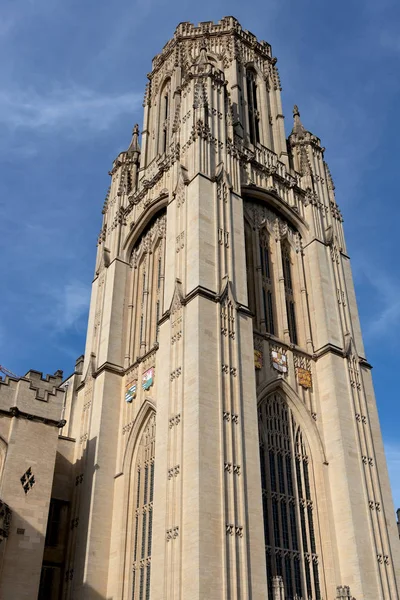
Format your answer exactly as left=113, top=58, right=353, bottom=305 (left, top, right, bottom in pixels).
left=63, top=17, right=400, bottom=600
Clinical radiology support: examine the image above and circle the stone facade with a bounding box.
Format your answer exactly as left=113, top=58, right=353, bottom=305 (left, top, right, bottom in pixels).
left=1, top=16, right=399, bottom=600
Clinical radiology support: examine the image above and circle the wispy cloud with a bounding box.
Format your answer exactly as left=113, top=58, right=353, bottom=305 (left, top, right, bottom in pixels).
left=0, top=86, right=141, bottom=134
left=357, top=263, right=400, bottom=339
left=29, top=281, right=91, bottom=334
left=50, top=281, right=91, bottom=332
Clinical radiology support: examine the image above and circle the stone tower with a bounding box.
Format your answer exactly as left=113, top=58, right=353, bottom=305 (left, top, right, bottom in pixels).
left=61, top=17, right=399, bottom=600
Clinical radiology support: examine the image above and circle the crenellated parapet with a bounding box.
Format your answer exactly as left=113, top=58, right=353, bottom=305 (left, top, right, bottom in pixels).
left=0, top=369, right=65, bottom=426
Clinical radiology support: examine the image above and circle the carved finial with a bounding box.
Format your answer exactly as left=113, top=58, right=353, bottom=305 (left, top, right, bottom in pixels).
left=293, top=104, right=300, bottom=117
left=127, top=124, right=140, bottom=154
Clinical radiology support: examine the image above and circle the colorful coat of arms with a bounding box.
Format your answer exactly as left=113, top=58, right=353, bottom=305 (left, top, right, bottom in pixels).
left=125, top=380, right=137, bottom=403
left=271, top=350, right=287, bottom=373
left=142, top=367, right=154, bottom=391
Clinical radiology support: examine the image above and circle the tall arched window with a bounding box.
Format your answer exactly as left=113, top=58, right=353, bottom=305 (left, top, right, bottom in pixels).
left=131, top=413, right=156, bottom=600
left=281, top=242, right=298, bottom=345
left=130, top=212, right=166, bottom=359
left=259, top=228, right=275, bottom=335
left=246, top=69, right=260, bottom=145
left=259, top=393, right=321, bottom=600
left=159, top=80, right=171, bottom=154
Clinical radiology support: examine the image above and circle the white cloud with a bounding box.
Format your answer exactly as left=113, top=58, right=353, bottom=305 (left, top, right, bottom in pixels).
left=60, top=281, right=91, bottom=330
left=33, top=280, right=91, bottom=333
left=0, top=86, right=141, bottom=134
left=357, top=264, right=400, bottom=339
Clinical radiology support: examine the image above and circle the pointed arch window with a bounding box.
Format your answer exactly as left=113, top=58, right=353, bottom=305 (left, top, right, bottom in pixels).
left=259, top=228, right=275, bottom=335
left=130, top=212, right=166, bottom=359
left=131, top=413, right=156, bottom=600
left=160, top=80, right=171, bottom=154
left=281, top=242, right=298, bottom=345
left=259, top=393, right=321, bottom=600
left=246, top=69, right=260, bottom=145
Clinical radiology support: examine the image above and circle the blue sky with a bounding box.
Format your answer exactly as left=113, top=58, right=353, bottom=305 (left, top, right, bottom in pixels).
left=1, top=0, right=400, bottom=509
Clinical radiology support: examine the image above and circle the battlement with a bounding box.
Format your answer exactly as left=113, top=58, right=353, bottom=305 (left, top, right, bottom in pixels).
left=152, top=16, right=272, bottom=70
left=0, top=369, right=65, bottom=424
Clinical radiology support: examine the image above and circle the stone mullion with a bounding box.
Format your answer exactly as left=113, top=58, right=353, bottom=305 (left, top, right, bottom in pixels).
left=301, top=458, right=318, bottom=600
left=263, top=411, right=276, bottom=579
left=282, top=441, right=296, bottom=590
left=289, top=424, right=308, bottom=599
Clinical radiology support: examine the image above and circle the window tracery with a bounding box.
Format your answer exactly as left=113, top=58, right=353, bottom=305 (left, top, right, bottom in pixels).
left=131, top=413, right=156, bottom=600
left=244, top=216, right=277, bottom=336
left=130, top=213, right=166, bottom=360
left=259, top=393, right=321, bottom=600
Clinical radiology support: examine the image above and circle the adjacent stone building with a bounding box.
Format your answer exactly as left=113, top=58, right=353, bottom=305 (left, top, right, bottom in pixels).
left=1, top=17, right=399, bottom=600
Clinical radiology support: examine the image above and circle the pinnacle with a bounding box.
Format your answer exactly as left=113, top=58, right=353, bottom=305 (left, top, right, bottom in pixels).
left=291, top=104, right=306, bottom=138
left=127, top=124, right=140, bottom=154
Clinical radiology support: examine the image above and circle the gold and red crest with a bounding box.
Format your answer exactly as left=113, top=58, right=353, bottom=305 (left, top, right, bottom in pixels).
left=254, top=350, right=263, bottom=370
left=297, top=367, right=312, bottom=389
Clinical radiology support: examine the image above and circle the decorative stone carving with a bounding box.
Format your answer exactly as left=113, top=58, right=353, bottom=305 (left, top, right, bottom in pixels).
left=169, top=414, right=181, bottom=428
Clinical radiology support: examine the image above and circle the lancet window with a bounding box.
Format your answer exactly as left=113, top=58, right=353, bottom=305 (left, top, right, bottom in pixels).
left=281, top=242, right=298, bottom=344
left=130, top=212, right=166, bottom=360
left=131, top=413, right=156, bottom=600
left=246, top=69, right=260, bottom=145
left=259, top=228, right=275, bottom=335
left=259, top=393, right=321, bottom=600
left=244, top=218, right=276, bottom=335
left=159, top=79, right=171, bottom=154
